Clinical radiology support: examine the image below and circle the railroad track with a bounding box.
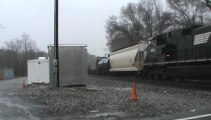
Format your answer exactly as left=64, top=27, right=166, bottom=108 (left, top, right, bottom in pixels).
left=89, top=74, right=211, bottom=91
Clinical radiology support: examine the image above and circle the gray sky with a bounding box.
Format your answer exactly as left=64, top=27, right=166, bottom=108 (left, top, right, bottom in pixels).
left=0, top=0, right=143, bottom=56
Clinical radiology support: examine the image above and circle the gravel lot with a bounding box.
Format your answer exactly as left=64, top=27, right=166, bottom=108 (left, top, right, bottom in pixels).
left=15, top=75, right=211, bottom=120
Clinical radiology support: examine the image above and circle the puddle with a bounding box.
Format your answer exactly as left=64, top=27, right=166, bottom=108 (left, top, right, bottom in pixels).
left=92, top=112, right=124, bottom=117
left=0, top=98, right=28, bottom=110
left=104, top=117, right=118, bottom=120
left=7, top=93, right=25, bottom=96
left=115, top=87, right=131, bottom=91
left=74, top=87, right=102, bottom=91
left=0, top=98, right=40, bottom=120
left=90, top=110, right=99, bottom=113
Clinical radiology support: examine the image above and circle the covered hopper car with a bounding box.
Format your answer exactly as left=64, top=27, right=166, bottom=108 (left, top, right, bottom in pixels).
left=109, top=42, right=148, bottom=72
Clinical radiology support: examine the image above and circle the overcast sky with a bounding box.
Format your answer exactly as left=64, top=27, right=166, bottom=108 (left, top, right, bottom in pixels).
left=0, top=0, right=156, bottom=56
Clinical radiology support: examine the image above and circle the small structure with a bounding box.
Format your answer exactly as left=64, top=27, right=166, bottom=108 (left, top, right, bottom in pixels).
left=0, top=68, right=14, bottom=80
left=27, top=58, right=49, bottom=84
left=48, top=44, right=87, bottom=87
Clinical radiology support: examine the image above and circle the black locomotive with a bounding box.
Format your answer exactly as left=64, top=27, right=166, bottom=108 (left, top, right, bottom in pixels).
left=144, top=25, right=211, bottom=80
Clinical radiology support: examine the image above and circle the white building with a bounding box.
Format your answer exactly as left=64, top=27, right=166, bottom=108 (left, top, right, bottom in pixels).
left=27, top=58, right=49, bottom=84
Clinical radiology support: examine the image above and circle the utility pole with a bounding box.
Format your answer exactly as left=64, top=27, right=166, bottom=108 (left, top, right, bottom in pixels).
left=54, top=0, right=60, bottom=88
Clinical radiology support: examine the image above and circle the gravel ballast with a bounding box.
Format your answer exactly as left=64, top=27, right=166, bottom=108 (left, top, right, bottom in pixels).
left=16, top=76, right=211, bottom=119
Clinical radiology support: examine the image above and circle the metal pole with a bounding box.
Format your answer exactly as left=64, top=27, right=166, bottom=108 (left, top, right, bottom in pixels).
left=54, top=0, right=60, bottom=88
left=201, top=2, right=204, bottom=26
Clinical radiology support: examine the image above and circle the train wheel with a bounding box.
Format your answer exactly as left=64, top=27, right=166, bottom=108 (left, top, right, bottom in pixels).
left=136, top=71, right=142, bottom=78
left=142, top=71, right=148, bottom=79
left=153, top=69, right=161, bottom=81
left=178, top=78, right=184, bottom=82
left=148, top=71, right=154, bottom=80
left=160, top=68, right=167, bottom=81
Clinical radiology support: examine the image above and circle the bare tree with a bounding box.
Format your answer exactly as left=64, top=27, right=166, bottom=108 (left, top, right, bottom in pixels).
left=205, top=0, right=211, bottom=9
left=167, top=0, right=211, bottom=27
left=21, top=33, right=40, bottom=75
left=105, top=0, right=172, bottom=51
left=105, top=13, right=143, bottom=51
left=5, top=39, right=22, bottom=53
left=1, top=33, right=46, bottom=76
left=105, top=15, right=119, bottom=50
left=121, top=3, right=144, bottom=41
left=137, top=0, right=172, bottom=37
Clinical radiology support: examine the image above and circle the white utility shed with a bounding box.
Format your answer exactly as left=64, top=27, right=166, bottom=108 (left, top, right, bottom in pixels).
left=27, top=59, right=49, bottom=84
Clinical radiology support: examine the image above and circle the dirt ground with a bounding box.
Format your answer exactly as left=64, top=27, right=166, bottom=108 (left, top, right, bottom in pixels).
left=1, top=76, right=211, bottom=120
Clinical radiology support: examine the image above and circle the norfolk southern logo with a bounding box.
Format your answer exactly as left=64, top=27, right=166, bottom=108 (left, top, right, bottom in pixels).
left=194, top=32, right=211, bottom=45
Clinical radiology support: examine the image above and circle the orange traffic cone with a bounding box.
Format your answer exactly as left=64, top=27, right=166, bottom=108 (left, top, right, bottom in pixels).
left=22, top=80, right=26, bottom=88
left=131, top=81, right=138, bottom=101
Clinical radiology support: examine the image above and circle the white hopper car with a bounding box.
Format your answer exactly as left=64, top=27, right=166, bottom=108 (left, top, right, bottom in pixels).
left=109, top=41, right=149, bottom=72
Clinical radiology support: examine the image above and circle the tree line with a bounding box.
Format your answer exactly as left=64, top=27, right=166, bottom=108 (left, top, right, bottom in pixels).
left=0, top=33, right=47, bottom=76
left=106, top=0, right=211, bottom=52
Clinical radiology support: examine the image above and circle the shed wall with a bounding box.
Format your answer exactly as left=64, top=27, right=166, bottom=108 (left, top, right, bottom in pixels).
left=48, top=45, right=87, bottom=87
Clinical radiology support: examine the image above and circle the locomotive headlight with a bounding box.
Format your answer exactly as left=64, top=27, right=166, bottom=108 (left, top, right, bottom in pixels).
left=166, top=54, right=171, bottom=60
left=166, top=54, right=170, bottom=58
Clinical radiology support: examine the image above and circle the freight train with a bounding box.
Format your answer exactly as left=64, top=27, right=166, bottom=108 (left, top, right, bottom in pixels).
left=94, top=25, right=211, bottom=80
